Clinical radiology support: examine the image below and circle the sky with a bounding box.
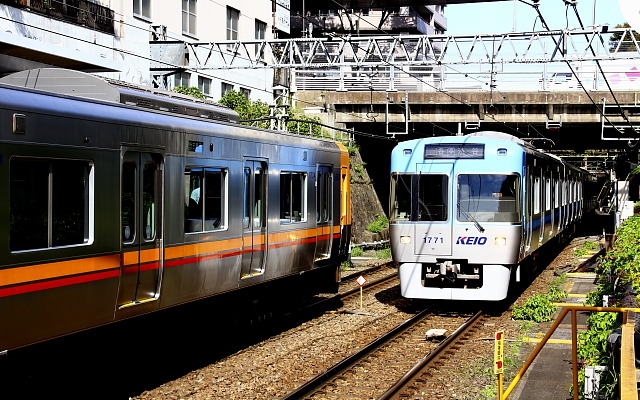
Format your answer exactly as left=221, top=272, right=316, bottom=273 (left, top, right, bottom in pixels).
left=445, top=0, right=628, bottom=35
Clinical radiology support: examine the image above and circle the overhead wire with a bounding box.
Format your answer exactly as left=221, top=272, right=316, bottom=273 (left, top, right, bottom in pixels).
left=525, top=0, right=635, bottom=144
left=321, top=1, right=550, bottom=140
left=566, top=1, right=638, bottom=145
left=0, top=5, right=388, bottom=141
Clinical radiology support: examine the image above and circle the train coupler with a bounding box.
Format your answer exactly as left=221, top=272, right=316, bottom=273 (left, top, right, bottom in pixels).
left=425, top=260, right=480, bottom=282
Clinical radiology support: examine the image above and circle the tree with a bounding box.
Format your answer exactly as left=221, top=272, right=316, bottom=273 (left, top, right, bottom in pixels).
left=218, top=90, right=271, bottom=129
left=172, top=86, right=206, bottom=99
left=609, top=23, right=640, bottom=52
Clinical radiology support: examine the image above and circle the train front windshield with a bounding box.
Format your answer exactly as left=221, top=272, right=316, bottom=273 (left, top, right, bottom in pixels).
left=391, top=174, right=448, bottom=222
left=457, top=174, right=520, bottom=223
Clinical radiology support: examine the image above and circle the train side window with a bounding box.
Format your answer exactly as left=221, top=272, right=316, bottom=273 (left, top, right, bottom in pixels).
left=317, top=166, right=332, bottom=223
left=534, top=177, right=541, bottom=214
left=280, top=172, right=307, bottom=223
left=10, top=158, right=93, bottom=251
left=545, top=178, right=551, bottom=211
left=554, top=180, right=560, bottom=208
left=184, top=167, right=227, bottom=233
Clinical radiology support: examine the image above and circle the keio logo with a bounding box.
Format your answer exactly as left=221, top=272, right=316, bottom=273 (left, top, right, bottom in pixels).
left=456, top=236, right=487, bottom=245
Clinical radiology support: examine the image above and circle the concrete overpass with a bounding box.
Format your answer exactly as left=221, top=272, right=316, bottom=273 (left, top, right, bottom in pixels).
left=294, top=89, right=640, bottom=152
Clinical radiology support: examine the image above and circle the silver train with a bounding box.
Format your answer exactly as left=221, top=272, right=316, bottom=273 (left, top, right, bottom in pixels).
left=389, top=132, right=595, bottom=301
left=0, top=68, right=352, bottom=351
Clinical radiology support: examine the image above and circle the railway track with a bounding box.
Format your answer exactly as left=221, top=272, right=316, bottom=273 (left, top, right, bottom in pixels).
left=281, top=308, right=484, bottom=400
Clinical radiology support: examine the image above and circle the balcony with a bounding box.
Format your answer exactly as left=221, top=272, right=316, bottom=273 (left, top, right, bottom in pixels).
left=0, top=0, right=115, bottom=35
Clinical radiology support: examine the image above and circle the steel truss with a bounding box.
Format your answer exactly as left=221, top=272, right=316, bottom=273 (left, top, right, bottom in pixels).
left=170, top=28, right=640, bottom=71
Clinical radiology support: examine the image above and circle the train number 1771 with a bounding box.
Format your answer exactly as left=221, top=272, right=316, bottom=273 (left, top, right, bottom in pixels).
left=423, top=236, right=444, bottom=244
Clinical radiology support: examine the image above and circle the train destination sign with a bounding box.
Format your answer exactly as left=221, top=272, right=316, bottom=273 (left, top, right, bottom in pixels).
left=423, top=143, right=485, bottom=159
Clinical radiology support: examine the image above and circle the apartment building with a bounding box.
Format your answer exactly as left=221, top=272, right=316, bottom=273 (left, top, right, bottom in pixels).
left=287, top=5, right=447, bottom=37
left=0, top=0, right=286, bottom=102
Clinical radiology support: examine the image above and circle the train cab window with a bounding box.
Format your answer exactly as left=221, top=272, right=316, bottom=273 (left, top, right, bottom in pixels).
left=457, top=174, right=520, bottom=223
left=184, top=167, right=227, bottom=233
left=417, top=174, right=447, bottom=221
left=390, top=174, right=448, bottom=222
left=280, top=172, right=307, bottom=223
left=10, top=158, right=93, bottom=251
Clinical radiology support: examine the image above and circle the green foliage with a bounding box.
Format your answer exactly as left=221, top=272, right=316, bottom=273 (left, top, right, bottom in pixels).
left=346, top=142, right=360, bottom=155
left=609, top=23, right=640, bottom=52
left=551, top=273, right=568, bottom=288
left=350, top=247, right=364, bottom=257
left=596, top=215, right=640, bottom=295
left=375, top=247, right=392, bottom=259
left=218, top=90, right=271, bottom=129
left=366, top=214, right=389, bottom=233
left=511, top=293, right=558, bottom=322
left=287, top=110, right=324, bottom=137
left=573, top=248, right=589, bottom=258
left=547, top=286, right=568, bottom=302
left=577, top=312, right=621, bottom=398
left=576, top=216, right=640, bottom=398
left=353, top=162, right=366, bottom=179
left=583, top=241, right=599, bottom=250
left=173, top=86, right=206, bottom=99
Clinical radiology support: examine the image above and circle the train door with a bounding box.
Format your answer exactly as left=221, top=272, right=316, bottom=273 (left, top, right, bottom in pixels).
left=522, top=165, right=533, bottom=256
left=241, top=159, right=267, bottom=278
left=118, top=151, right=163, bottom=308
left=315, top=165, right=333, bottom=261
left=414, top=162, right=453, bottom=256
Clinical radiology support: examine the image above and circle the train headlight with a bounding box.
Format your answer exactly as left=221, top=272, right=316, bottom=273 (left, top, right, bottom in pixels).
left=400, top=236, right=412, bottom=244
left=495, top=237, right=507, bottom=246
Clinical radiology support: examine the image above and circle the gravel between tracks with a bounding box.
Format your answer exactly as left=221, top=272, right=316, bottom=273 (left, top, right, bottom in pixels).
left=132, top=236, right=599, bottom=400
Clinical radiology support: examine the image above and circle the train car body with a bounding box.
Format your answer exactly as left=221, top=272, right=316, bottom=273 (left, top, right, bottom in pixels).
left=390, top=131, right=593, bottom=301
left=0, top=69, right=351, bottom=351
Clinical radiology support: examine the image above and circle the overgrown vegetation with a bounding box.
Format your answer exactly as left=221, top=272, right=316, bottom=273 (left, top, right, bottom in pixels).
left=572, top=215, right=640, bottom=398
left=173, top=85, right=206, bottom=99
left=350, top=247, right=364, bottom=257
left=511, top=293, right=559, bottom=322
left=365, top=214, right=389, bottom=233
left=511, top=274, right=567, bottom=322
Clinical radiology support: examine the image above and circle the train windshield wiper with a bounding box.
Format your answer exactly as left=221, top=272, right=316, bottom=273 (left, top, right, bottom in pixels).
left=457, top=201, right=485, bottom=233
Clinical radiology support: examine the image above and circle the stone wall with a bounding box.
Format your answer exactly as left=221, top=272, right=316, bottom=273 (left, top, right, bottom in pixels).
left=349, top=149, right=388, bottom=245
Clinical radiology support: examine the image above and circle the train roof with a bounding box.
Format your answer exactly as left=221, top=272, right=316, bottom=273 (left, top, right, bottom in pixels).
left=0, top=68, right=240, bottom=124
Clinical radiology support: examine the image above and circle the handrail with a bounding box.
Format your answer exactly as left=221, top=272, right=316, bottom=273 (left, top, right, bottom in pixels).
left=503, top=306, right=640, bottom=400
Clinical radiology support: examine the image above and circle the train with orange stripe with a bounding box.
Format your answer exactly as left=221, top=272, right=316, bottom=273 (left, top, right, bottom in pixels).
left=0, top=68, right=352, bottom=351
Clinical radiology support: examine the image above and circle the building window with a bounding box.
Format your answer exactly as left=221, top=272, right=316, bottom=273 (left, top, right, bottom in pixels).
left=175, top=72, right=190, bottom=88
left=184, top=167, right=227, bottom=233
left=255, top=19, right=266, bottom=40
left=221, top=82, right=234, bottom=96
left=255, top=19, right=266, bottom=57
left=133, top=0, right=151, bottom=19
left=240, top=88, right=251, bottom=98
left=10, top=158, right=93, bottom=251
left=182, top=0, right=197, bottom=36
left=198, top=76, right=212, bottom=96
left=280, top=172, right=306, bottom=223
left=227, top=7, right=239, bottom=41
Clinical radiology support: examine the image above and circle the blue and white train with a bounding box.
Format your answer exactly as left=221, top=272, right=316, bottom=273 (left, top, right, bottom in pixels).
left=389, top=131, right=595, bottom=301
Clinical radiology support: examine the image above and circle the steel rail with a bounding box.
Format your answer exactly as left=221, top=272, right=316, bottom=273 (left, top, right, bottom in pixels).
left=377, top=309, right=485, bottom=400
left=280, top=307, right=433, bottom=400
